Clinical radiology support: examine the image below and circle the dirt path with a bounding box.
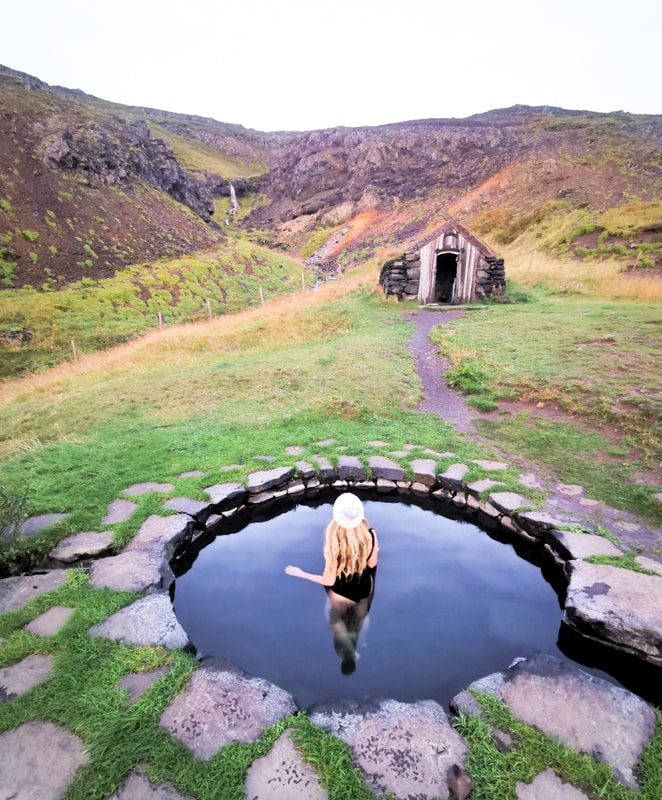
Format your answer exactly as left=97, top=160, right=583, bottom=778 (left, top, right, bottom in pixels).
left=404, top=309, right=662, bottom=552
left=404, top=310, right=476, bottom=433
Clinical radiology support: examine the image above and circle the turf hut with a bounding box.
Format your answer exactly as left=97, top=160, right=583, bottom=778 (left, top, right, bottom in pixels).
left=380, top=221, right=505, bottom=304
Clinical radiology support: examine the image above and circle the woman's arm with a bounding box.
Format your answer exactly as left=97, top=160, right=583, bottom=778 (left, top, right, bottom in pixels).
left=285, top=559, right=336, bottom=586
left=367, top=530, right=379, bottom=568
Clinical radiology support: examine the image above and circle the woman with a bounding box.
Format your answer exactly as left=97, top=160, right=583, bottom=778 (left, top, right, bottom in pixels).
left=285, top=493, right=379, bottom=673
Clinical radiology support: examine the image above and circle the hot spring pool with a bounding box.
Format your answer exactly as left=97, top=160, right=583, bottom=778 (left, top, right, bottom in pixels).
left=173, top=496, right=600, bottom=708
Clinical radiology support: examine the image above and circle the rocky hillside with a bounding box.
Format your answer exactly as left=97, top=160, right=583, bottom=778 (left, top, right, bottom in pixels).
left=2, top=63, right=662, bottom=290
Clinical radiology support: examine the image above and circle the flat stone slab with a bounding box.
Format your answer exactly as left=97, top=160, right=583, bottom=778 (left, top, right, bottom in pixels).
left=89, top=592, right=189, bottom=650
left=108, top=770, right=195, bottom=799
left=310, top=698, right=467, bottom=800
left=556, top=483, right=585, bottom=497
left=516, top=769, right=590, bottom=799
left=49, top=530, right=115, bottom=562
left=546, top=530, right=623, bottom=560
left=438, top=463, right=469, bottom=490
left=179, top=471, right=206, bottom=478
left=516, top=510, right=565, bottom=538
left=0, top=654, right=54, bottom=700
left=489, top=491, right=532, bottom=514
left=452, top=654, right=655, bottom=789
left=18, top=513, right=70, bottom=536
left=204, top=481, right=246, bottom=506
left=118, top=666, right=172, bottom=703
left=564, top=560, right=662, bottom=663
left=295, top=460, right=316, bottom=480
left=129, top=513, right=191, bottom=556
left=160, top=658, right=296, bottom=759
left=102, top=498, right=138, bottom=524
left=467, top=478, right=504, bottom=496
left=0, top=570, right=68, bottom=613
left=162, top=497, right=208, bottom=515
left=369, top=455, right=405, bottom=482
left=337, top=455, right=367, bottom=481
left=89, top=549, right=174, bottom=593
left=636, top=556, right=662, bottom=576
left=0, top=721, right=88, bottom=799
left=122, top=482, right=175, bottom=495
left=312, top=455, right=335, bottom=482
left=244, top=730, right=328, bottom=799
left=25, top=605, right=75, bottom=636
left=472, top=459, right=509, bottom=471
left=410, top=458, right=437, bottom=486
left=246, top=467, right=295, bottom=494
left=518, top=472, right=546, bottom=490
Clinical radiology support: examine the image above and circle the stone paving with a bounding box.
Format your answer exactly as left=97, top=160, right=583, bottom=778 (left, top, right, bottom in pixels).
left=1, top=445, right=661, bottom=798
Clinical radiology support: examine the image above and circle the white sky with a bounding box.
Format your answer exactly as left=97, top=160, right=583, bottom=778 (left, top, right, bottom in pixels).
left=2, top=0, right=660, bottom=132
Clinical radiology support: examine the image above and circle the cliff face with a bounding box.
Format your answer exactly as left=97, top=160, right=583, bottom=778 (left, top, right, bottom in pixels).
left=2, top=63, right=662, bottom=288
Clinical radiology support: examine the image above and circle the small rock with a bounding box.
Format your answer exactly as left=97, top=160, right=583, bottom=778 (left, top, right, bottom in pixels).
left=108, top=770, right=194, bottom=799
left=466, top=478, right=504, bottom=497
left=447, top=763, right=473, bottom=800
left=0, top=721, right=88, bottom=799
left=102, top=499, right=138, bottom=525
left=17, top=513, right=70, bottom=536
left=118, top=666, right=172, bottom=703
left=89, top=592, right=189, bottom=649
left=162, top=497, right=208, bottom=515
left=25, top=606, right=75, bottom=636
left=556, top=484, right=585, bottom=497
left=0, top=654, right=54, bottom=700
left=244, top=730, right=328, bottom=799
left=122, top=482, right=175, bottom=496
left=0, top=570, right=68, bottom=614
left=472, top=459, right=508, bottom=471
left=516, top=769, right=590, bottom=799
left=50, top=531, right=115, bottom=563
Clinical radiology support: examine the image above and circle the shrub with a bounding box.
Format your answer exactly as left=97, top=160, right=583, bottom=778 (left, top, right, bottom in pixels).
left=21, top=229, right=39, bottom=242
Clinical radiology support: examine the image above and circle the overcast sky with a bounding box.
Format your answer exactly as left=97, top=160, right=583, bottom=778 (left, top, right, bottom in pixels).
left=3, top=0, right=660, bottom=132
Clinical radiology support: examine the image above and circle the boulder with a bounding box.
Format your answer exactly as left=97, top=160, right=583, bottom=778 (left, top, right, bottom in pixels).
left=311, top=698, right=467, bottom=800
left=452, top=654, right=655, bottom=790
left=160, top=657, right=296, bottom=759
left=564, top=560, right=662, bottom=663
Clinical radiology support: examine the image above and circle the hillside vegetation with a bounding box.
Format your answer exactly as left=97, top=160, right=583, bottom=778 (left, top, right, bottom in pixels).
left=0, top=65, right=660, bottom=570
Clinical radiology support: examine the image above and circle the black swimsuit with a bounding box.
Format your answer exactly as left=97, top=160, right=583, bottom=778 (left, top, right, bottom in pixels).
left=328, top=529, right=377, bottom=602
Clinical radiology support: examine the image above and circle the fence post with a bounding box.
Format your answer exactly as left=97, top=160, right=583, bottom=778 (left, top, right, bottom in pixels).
left=158, top=312, right=163, bottom=329
left=71, top=339, right=78, bottom=362
left=206, top=298, right=212, bottom=320
left=259, top=287, right=264, bottom=305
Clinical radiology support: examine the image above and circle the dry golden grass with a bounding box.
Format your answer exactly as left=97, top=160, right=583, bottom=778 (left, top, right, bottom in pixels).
left=0, top=264, right=377, bottom=406
left=503, top=245, right=662, bottom=302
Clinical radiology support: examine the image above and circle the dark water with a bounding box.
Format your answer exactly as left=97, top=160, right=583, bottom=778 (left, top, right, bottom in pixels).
left=175, top=498, right=596, bottom=708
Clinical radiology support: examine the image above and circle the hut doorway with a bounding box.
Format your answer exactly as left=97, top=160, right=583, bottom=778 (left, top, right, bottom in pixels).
left=434, top=253, right=457, bottom=303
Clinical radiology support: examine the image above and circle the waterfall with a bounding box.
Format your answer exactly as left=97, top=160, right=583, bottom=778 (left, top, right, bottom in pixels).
left=229, top=182, right=238, bottom=215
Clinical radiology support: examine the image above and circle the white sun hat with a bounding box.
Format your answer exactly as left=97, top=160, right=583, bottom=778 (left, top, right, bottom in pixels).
left=332, top=493, right=364, bottom=528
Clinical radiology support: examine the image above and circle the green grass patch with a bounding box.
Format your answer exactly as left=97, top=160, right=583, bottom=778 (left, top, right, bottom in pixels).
left=454, top=692, right=662, bottom=799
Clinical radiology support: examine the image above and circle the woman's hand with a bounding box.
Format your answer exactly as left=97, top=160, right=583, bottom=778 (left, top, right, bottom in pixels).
left=285, top=565, right=304, bottom=578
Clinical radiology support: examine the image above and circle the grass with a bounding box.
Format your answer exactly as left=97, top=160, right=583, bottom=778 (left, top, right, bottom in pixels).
left=0, top=246, right=660, bottom=796
left=454, top=692, right=662, bottom=799
left=429, top=283, right=662, bottom=523
left=0, top=239, right=313, bottom=378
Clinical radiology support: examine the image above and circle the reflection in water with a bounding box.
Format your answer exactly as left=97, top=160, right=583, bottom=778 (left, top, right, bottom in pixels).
left=173, top=497, right=596, bottom=708
left=327, top=575, right=376, bottom=674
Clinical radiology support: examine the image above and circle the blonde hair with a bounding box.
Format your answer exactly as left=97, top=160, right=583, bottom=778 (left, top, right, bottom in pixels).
left=324, top=519, right=372, bottom=581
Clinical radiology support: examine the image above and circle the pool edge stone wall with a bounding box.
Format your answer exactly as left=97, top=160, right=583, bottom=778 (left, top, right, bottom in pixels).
left=2, top=450, right=662, bottom=797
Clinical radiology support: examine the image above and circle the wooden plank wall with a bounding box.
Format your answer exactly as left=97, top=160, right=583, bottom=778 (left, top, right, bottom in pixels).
left=417, top=234, right=480, bottom=304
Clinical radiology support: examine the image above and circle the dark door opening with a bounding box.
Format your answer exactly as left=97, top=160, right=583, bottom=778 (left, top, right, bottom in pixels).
left=434, top=253, right=457, bottom=303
